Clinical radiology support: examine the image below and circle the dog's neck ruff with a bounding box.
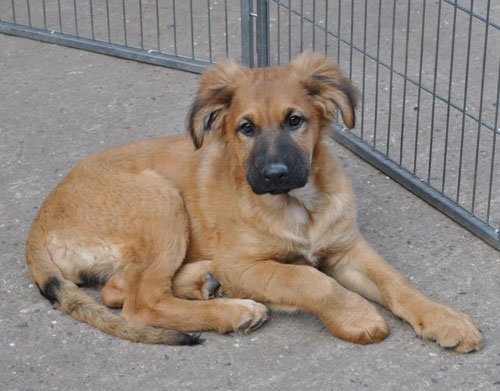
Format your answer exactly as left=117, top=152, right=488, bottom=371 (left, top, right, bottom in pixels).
left=252, top=177, right=329, bottom=264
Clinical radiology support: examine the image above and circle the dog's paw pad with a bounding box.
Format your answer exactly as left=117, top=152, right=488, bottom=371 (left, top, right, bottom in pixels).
left=203, top=272, right=220, bottom=298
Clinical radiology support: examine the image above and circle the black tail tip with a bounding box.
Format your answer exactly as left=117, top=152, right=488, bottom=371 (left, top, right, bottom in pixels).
left=178, top=332, right=205, bottom=346
left=36, top=277, right=61, bottom=304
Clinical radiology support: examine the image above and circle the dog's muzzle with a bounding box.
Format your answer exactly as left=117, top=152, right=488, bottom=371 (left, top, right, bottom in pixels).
left=245, top=129, right=310, bottom=195
left=247, top=161, right=309, bottom=195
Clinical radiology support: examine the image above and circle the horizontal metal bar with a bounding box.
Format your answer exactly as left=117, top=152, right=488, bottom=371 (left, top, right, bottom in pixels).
left=0, top=20, right=208, bottom=74
left=331, top=126, right=500, bottom=251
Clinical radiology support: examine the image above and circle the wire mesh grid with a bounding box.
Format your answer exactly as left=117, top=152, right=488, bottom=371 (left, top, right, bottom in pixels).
left=265, top=0, right=500, bottom=249
left=1, top=0, right=499, bottom=249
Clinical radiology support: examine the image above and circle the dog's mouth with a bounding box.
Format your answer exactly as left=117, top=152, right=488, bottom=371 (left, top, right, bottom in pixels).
left=247, top=179, right=308, bottom=196
left=269, top=189, right=291, bottom=195
left=253, top=187, right=292, bottom=196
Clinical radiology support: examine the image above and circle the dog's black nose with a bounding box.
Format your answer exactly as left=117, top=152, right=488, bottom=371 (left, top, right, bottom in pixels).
left=263, top=164, right=289, bottom=185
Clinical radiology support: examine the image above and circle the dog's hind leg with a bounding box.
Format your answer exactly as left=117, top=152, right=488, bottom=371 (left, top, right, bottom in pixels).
left=119, top=246, right=266, bottom=333
left=117, top=176, right=267, bottom=333
left=102, top=261, right=221, bottom=306
left=121, top=263, right=267, bottom=333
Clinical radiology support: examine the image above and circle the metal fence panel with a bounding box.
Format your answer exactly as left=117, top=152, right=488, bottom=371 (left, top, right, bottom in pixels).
left=0, top=0, right=243, bottom=73
left=1, top=0, right=499, bottom=250
left=262, top=0, right=500, bottom=250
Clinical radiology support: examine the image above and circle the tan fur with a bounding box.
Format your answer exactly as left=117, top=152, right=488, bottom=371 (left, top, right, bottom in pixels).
left=26, top=53, right=482, bottom=351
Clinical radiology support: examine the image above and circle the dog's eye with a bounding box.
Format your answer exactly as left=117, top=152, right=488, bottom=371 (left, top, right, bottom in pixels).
left=239, top=122, right=256, bottom=137
left=287, top=115, right=303, bottom=130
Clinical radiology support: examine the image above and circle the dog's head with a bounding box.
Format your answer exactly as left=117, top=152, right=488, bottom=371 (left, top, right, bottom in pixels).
left=187, top=52, right=357, bottom=195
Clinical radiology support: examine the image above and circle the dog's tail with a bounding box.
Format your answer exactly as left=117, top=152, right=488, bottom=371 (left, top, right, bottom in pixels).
left=26, top=231, right=202, bottom=346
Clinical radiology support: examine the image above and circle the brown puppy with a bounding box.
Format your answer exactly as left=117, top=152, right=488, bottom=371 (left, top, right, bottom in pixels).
left=26, top=53, right=482, bottom=351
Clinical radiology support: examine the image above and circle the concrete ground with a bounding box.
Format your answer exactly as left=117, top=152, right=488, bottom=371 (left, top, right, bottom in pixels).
left=1, top=34, right=499, bottom=391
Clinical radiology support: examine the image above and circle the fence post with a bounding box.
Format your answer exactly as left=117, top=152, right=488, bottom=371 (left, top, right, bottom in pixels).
left=240, top=0, right=254, bottom=67
left=256, top=0, right=270, bottom=67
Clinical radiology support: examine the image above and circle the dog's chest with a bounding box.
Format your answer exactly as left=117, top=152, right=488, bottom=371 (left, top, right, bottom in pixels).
left=279, top=196, right=330, bottom=265
left=295, top=222, right=330, bottom=265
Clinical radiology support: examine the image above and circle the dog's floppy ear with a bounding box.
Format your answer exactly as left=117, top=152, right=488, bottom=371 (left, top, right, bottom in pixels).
left=187, top=60, right=241, bottom=149
left=292, top=52, right=357, bottom=129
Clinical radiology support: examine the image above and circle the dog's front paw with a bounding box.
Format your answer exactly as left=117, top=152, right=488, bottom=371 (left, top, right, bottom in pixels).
left=324, top=295, right=390, bottom=344
left=413, top=303, right=482, bottom=353
left=223, top=299, right=268, bottom=334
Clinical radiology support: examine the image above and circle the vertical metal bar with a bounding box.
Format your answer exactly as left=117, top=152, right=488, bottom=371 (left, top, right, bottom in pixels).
left=277, top=0, right=280, bottom=65
left=172, top=0, right=177, bottom=55
left=105, top=0, right=110, bottom=42
left=427, top=0, right=442, bottom=185
left=457, top=0, right=474, bottom=203
left=413, top=0, right=426, bottom=174
left=241, top=0, right=254, bottom=67
left=256, top=0, right=270, bottom=67
left=190, top=0, right=195, bottom=59
left=442, top=0, right=458, bottom=193
left=349, top=0, right=354, bottom=79
left=400, top=0, right=412, bottom=166
left=122, top=0, right=127, bottom=46
left=324, top=0, right=328, bottom=56
left=471, top=0, right=491, bottom=215
left=89, top=0, right=95, bottom=40
left=26, top=0, right=32, bottom=27
left=288, top=0, right=291, bottom=63
left=373, top=0, right=382, bottom=148
left=300, top=0, right=304, bottom=53
left=42, top=0, right=47, bottom=29
left=486, top=61, right=499, bottom=225
left=337, top=0, right=341, bottom=63
left=360, top=0, right=367, bottom=140
left=58, top=0, right=63, bottom=32
left=312, top=0, right=316, bottom=51
left=224, top=0, right=229, bottom=57
left=11, top=0, right=16, bottom=23
left=207, top=0, right=213, bottom=63
left=386, top=0, right=397, bottom=157
left=139, top=0, right=144, bottom=49
left=73, top=0, right=79, bottom=36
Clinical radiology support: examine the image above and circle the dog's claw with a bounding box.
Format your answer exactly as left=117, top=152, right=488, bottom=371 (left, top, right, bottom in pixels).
left=250, top=317, right=264, bottom=331
left=238, top=319, right=252, bottom=330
